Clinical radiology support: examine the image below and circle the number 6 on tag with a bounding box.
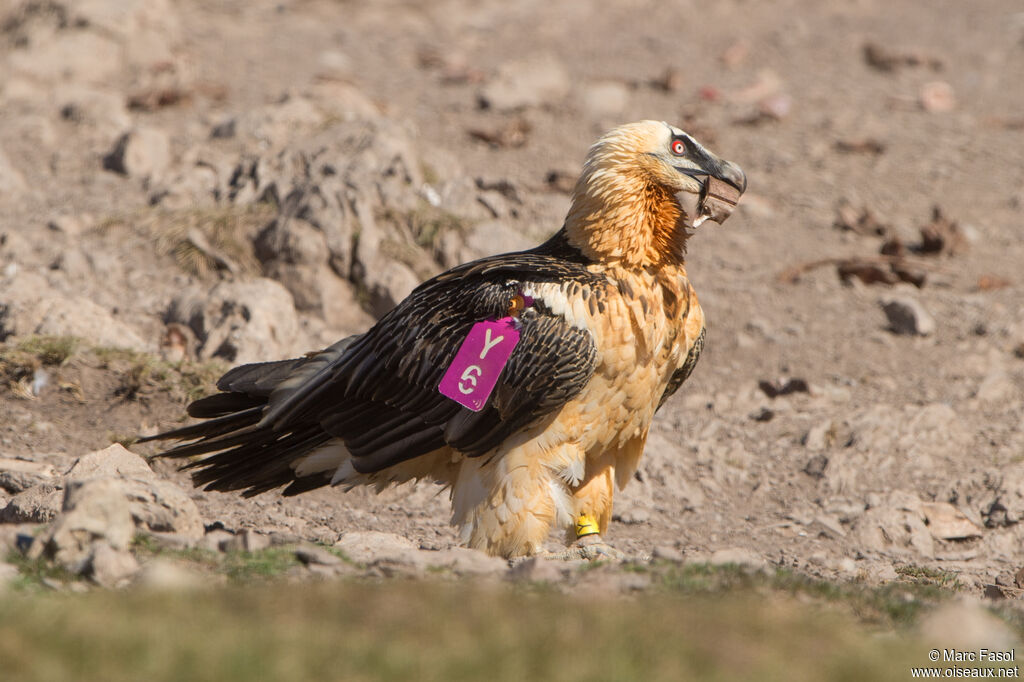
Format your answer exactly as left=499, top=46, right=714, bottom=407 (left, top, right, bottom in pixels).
left=438, top=317, right=521, bottom=412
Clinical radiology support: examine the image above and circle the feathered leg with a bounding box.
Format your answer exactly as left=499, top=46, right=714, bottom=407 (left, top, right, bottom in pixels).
left=551, top=451, right=626, bottom=561
left=454, top=444, right=582, bottom=559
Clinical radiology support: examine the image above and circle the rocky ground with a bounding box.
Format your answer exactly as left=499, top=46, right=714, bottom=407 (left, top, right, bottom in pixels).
left=0, top=0, right=1023, bottom=613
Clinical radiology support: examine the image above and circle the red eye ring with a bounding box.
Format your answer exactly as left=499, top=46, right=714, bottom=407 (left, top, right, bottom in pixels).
left=671, top=139, right=686, bottom=156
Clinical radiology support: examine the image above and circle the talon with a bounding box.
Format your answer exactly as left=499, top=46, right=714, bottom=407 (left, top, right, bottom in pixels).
left=574, top=533, right=626, bottom=561
left=543, top=533, right=626, bottom=562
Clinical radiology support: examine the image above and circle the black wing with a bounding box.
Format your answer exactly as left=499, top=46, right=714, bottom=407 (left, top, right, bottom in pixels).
left=657, top=326, right=705, bottom=411
left=147, top=234, right=602, bottom=496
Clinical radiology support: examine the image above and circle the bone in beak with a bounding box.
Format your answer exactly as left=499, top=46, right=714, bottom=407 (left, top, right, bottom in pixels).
left=702, top=175, right=743, bottom=225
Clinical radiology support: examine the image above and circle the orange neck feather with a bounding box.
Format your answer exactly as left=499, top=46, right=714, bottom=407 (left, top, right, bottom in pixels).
left=563, top=166, right=687, bottom=270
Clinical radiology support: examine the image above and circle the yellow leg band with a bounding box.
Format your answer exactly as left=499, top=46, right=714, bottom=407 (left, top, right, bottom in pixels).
left=575, top=513, right=600, bottom=538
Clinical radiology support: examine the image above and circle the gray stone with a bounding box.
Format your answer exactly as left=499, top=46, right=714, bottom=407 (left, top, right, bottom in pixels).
left=424, top=547, right=508, bottom=576
left=222, top=529, right=271, bottom=553
left=197, top=529, right=235, bottom=553
left=853, top=505, right=934, bottom=558
left=508, top=556, right=565, bottom=582
left=0, top=484, right=63, bottom=523
left=803, top=420, right=836, bottom=451
left=295, top=545, right=344, bottom=567
left=463, top=220, right=536, bottom=260
left=88, top=543, right=140, bottom=588
left=881, top=296, right=935, bottom=336
left=142, top=532, right=197, bottom=551
left=651, top=545, right=685, bottom=562
left=479, top=55, right=570, bottom=111
left=0, top=457, right=58, bottom=494
left=976, top=370, right=1016, bottom=404
left=58, top=86, right=132, bottom=134
left=225, top=96, right=327, bottom=147
left=920, top=502, right=983, bottom=541
left=863, top=560, right=899, bottom=582
left=103, top=127, right=172, bottom=182
left=708, top=547, right=768, bottom=569
left=31, top=296, right=151, bottom=352
left=614, top=506, right=651, bottom=525
left=334, top=531, right=418, bottom=565
left=66, top=444, right=154, bottom=481
left=803, top=454, right=829, bottom=479
left=67, top=444, right=205, bottom=540
left=268, top=532, right=303, bottom=546
left=810, top=514, right=847, bottom=539
left=31, top=478, right=134, bottom=573
left=357, top=260, right=421, bottom=319
left=167, top=278, right=306, bottom=364
left=134, top=558, right=205, bottom=591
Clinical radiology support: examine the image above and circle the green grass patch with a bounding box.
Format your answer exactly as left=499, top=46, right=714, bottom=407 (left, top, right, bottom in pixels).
left=131, top=535, right=302, bottom=583
left=12, top=335, right=80, bottom=366
left=657, top=562, right=957, bottom=627
left=895, top=563, right=960, bottom=588
left=0, top=335, right=80, bottom=384
left=0, top=580, right=927, bottom=682
left=92, top=346, right=225, bottom=403
left=4, top=550, right=81, bottom=592
left=378, top=201, right=474, bottom=252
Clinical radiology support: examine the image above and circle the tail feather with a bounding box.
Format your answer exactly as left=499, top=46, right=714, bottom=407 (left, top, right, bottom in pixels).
left=216, top=358, right=306, bottom=396
left=138, top=406, right=264, bottom=445
left=187, top=392, right=265, bottom=418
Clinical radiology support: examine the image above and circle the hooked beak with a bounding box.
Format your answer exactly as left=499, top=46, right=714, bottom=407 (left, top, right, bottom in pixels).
left=675, top=160, right=747, bottom=228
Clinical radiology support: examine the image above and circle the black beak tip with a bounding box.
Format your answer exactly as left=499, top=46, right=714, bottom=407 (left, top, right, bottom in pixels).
left=724, top=164, right=747, bottom=194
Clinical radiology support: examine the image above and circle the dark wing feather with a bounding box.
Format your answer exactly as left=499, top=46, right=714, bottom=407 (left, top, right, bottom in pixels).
left=148, top=231, right=603, bottom=494
left=657, top=326, right=705, bottom=411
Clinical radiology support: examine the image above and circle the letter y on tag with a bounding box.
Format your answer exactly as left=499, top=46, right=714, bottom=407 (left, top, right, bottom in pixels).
left=439, top=318, right=520, bottom=411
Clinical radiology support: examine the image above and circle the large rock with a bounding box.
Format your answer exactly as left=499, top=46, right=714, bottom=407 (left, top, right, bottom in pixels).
left=66, top=444, right=205, bottom=540
left=0, top=484, right=63, bottom=524
left=422, top=547, right=508, bottom=577
left=335, top=530, right=420, bottom=565
left=852, top=492, right=935, bottom=559
left=66, top=444, right=156, bottom=481
left=30, top=478, right=135, bottom=572
left=4, top=0, right=183, bottom=87
left=920, top=502, right=983, bottom=541
left=0, top=281, right=152, bottom=351
left=166, top=278, right=307, bottom=364
left=7, top=32, right=121, bottom=85
left=89, top=543, right=140, bottom=588
left=0, top=458, right=58, bottom=494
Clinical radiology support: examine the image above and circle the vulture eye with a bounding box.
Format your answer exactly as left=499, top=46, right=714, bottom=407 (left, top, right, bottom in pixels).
left=670, top=139, right=686, bottom=156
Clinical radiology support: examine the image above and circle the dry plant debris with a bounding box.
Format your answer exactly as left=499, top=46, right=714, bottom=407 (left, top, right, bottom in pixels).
left=784, top=205, right=968, bottom=288
left=467, top=118, right=532, bottom=148
left=863, top=42, right=944, bottom=72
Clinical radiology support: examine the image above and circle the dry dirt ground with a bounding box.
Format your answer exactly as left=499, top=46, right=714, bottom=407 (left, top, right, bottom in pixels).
left=1, top=0, right=1024, bottom=598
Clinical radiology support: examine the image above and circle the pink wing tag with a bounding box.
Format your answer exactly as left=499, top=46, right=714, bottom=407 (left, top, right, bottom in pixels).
left=438, top=317, right=520, bottom=412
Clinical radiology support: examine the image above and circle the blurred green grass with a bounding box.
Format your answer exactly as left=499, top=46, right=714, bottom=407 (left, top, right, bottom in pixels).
left=0, top=578, right=923, bottom=682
